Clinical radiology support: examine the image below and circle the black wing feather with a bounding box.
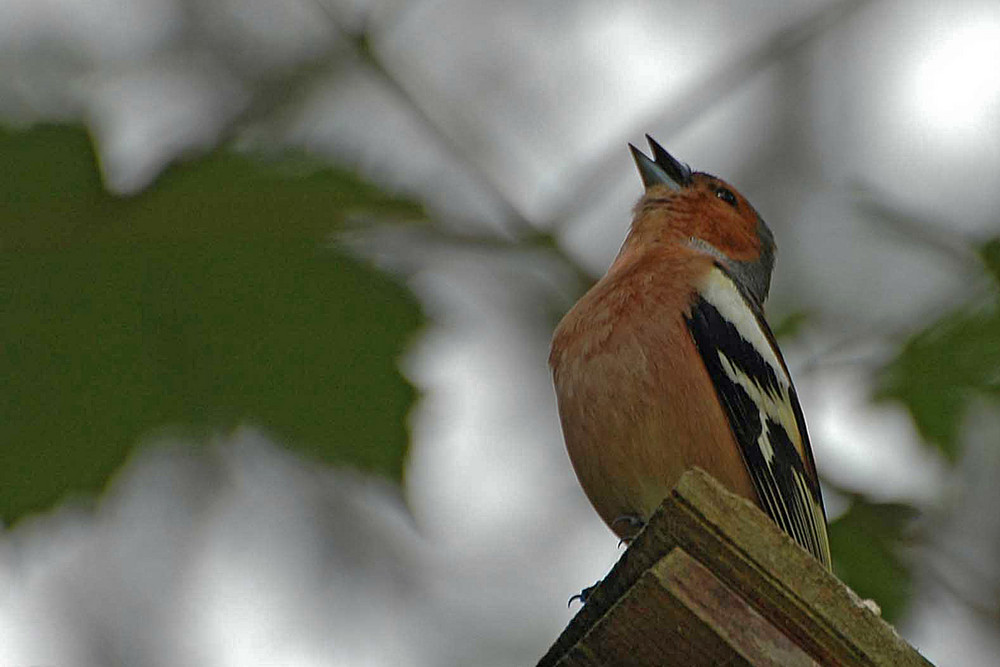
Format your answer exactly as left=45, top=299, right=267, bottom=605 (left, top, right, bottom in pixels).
left=685, top=266, right=831, bottom=569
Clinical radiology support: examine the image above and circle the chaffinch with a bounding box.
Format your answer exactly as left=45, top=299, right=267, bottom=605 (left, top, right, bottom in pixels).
left=550, top=136, right=831, bottom=569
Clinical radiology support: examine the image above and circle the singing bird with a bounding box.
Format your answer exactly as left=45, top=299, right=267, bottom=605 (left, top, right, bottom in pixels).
left=549, top=136, right=831, bottom=569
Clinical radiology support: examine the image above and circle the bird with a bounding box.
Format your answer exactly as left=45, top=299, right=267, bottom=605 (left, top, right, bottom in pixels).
left=549, top=135, right=831, bottom=569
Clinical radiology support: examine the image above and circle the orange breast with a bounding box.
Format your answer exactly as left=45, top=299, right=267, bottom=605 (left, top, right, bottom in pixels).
left=550, top=253, right=758, bottom=538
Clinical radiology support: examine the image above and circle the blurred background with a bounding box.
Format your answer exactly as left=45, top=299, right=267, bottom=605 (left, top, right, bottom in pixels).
left=2, top=0, right=999, bottom=664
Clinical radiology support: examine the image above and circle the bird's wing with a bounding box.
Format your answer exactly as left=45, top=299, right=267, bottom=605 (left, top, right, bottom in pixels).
left=685, top=264, right=832, bottom=569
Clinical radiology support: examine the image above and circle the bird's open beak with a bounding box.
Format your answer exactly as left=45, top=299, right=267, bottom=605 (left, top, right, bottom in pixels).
left=629, top=135, right=693, bottom=191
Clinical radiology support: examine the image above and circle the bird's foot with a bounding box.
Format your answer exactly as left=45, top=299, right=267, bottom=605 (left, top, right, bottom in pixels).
left=610, top=513, right=646, bottom=547
left=568, top=581, right=600, bottom=607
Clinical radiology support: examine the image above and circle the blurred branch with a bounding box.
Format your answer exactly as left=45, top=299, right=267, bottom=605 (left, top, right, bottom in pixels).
left=796, top=288, right=996, bottom=377
left=311, top=0, right=882, bottom=314
left=797, top=342, right=887, bottom=376
left=233, top=58, right=355, bottom=138
left=302, top=2, right=602, bottom=300
left=853, top=184, right=980, bottom=270
left=343, top=214, right=598, bottom=298
left=314, top=1, right=539, bottom=240
left=920, top=544, right=1000, bottom=624
left=796, top=185, right=995, bottom=376
left=544, top=0, right=876, bottom=235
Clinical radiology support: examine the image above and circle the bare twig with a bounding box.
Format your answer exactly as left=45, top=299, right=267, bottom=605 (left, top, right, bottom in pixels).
left=853, top=184, right=980, bottom=269
left=342, top=214, right=598, bottom=296
left=313, top=1, right=540, bottom=240
left=919, top=545, right=1000, bottom=623
left=795, top=184, right=995, bottom=375
left=543, top=0, right=876, bottom=235
left=308, top=0, right=882, bottom=311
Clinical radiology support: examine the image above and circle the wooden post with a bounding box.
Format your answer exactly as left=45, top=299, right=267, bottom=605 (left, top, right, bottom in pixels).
left=537, top=468, right=933, bottom=667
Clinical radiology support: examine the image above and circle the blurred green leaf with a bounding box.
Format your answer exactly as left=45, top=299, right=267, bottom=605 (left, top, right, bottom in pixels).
left=980, top=237, right=1000, bottom=286
left=829, top=497, right=918, bottom=622
left=875, top=306, right=1000, bottom=463
left=770, top=309, right=810, bottom=341
left=0, top=125, right=425, bottom=524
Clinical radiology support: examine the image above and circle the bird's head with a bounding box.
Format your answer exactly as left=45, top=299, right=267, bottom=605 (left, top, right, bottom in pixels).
left=625, top=135, right=776, bottom=305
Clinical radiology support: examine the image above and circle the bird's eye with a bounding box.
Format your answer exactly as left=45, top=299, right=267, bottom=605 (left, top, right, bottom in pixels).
left=715, top=187, right=738, bottom=208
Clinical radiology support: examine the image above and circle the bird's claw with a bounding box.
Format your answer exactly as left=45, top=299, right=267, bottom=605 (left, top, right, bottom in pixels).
left=568, top=581, right=600, bottom=608
left=610, top=513, right=646, bottom=546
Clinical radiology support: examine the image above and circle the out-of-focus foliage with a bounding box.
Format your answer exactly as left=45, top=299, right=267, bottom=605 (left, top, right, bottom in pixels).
left=981, top=238, right=1000, bottom=284
left=0, top=125, right=425, bottom=524
left=770, top=309, right=810, bottom=341
left=848, top=235, right=1000, bottom=620
left=829, top=497, right=919, bottom=622
left=875, top=237, right=1000, bottom=462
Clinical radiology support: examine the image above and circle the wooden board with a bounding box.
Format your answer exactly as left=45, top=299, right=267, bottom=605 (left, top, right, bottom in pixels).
left=537, top=468, right=933, bottom=667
